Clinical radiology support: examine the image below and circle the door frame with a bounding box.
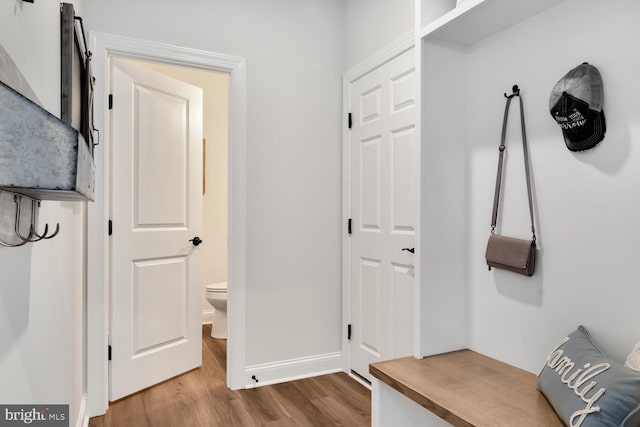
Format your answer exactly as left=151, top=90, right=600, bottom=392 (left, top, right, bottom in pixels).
left=341, top=31, right=420, bottom=384
left=86, top=32, right=247, bottom=416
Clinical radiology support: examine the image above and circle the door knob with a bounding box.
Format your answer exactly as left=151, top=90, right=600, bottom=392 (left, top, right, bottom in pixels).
left=189, top=236, right=203, bottom=247
left=402, top=247, right=415, bottom=254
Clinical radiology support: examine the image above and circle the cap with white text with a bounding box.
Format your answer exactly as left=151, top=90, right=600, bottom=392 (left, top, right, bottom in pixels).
left=549, top=62, right=605, bottom=151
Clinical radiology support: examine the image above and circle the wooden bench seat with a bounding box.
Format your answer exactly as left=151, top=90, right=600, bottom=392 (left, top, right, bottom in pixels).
left=370, top=349, right=563, bottom=427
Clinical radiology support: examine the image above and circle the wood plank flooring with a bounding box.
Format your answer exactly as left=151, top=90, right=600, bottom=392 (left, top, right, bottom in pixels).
left=89, top=325, right=371, bottom=427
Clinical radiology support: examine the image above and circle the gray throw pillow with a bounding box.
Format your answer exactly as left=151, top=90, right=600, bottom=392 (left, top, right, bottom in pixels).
left=537, top=326, right=640, bottom=427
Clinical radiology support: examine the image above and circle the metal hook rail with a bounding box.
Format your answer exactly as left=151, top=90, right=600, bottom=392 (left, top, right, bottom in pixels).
left=0, top=191, right=60, bottom=247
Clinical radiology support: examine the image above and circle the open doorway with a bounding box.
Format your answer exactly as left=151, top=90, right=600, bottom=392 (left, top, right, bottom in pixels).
left=87, top=33, right=247, bottom=416
left=107, top=58, right=229, bottom=400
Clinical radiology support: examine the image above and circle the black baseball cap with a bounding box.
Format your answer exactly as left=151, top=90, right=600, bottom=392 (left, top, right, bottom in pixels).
left=549, top=63, right=605, bottom=151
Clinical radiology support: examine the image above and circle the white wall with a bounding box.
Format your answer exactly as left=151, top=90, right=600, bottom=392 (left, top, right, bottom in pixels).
left=131, top=60, right=230, bottom=319
left=84, top=0, right=345, bottom=367
left=344, top=0, right=414, bottom=69
left=0, top=1, right=86, bottom=426
left=467, top=0, right=640, bottom=369
left=422, top=0, right=640, bottom=373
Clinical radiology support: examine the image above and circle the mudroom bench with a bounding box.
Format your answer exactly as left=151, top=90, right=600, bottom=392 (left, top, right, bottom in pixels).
left=369, top=349, right=563, bottom=427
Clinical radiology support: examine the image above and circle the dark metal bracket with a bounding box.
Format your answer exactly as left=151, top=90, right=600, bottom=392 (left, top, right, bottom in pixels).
left=504, top=84, right=520, bottom=99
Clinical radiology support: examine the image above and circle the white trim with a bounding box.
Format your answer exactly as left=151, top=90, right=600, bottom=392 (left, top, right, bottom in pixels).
left=244, top=352, right=342, bottom=388
left=343, top=31, right=415, bottom=83
left=341, top=70, right=352, bottom=376
left=75, top=394, right=89, bottom=427
left=341, top=75, right=352, bottom=375
left=87, top=32, right=247, bottom=416
left=371, top=380, right=381, bottom=427
left=341, top=31, right=419, bottom=378
left=413, top=31, right=424, bottom=359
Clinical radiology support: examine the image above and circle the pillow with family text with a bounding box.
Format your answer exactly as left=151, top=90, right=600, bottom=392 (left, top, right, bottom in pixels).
left=537, top=325, right=640, bottom=427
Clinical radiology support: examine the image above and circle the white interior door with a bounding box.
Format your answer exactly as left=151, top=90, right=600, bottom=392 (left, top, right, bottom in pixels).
left=110, top=58, right=203, bottom=401
left=349, top=47, right=416, bottom=383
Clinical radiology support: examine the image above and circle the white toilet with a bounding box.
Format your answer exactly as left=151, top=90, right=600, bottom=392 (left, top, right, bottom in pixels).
left=205, top=281, right=228, bottom=339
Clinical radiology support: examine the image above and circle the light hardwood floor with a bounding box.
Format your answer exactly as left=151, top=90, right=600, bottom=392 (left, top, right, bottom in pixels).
left=89, top=325, right=371, bottom=427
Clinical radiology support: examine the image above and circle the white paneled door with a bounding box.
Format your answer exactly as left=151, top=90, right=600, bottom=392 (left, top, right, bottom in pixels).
left=349, top=47, right=416, bottom=383
left=110, top=58, right=203, bottom=401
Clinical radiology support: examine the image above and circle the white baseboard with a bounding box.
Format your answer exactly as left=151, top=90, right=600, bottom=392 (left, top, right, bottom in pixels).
left=244, top=352, right=342, bottom=388
left=76, top=394, right=89, bottom=427
left=202, top=309, right=214, bottom=325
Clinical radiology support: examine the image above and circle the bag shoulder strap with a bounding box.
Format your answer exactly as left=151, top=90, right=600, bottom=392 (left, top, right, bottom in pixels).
left=490, top=89, right=536, bottom=240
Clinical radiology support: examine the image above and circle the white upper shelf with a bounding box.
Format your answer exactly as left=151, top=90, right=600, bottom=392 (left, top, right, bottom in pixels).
left=419, top=0, right=567, bottom=45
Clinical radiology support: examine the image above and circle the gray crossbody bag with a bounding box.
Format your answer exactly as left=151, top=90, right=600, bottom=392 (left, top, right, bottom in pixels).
left=485, top=86, right=537, bottom=276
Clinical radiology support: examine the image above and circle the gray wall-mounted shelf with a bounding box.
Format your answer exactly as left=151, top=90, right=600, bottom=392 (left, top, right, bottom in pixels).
left=0, top=80, right=95, bottom=201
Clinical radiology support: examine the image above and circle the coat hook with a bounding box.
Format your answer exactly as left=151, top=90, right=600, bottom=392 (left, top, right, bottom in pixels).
left=0, top=237, right=25, bottom=247
left=0, top=191, right=61, bottom=247
left=27, top=200, right=50, bottom=241
left=0, top=195, right=30, bottom=246
left=504, top=84, right=520, bottom=99
left=28, top=199, right=60, bottom=240
left=14, top=195, right=37, bottom=243
left=40, top=222, right=60, bottom=239
left=2, top=194, right=60, bottom=246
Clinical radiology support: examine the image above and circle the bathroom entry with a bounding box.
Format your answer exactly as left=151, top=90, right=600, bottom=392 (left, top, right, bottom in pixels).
left=109, top=57, right=229, bottom=401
